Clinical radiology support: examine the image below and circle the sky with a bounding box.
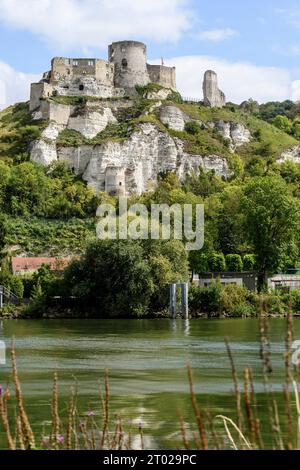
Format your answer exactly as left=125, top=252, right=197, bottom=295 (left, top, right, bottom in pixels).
left=1, top=0, right=300, bottom=108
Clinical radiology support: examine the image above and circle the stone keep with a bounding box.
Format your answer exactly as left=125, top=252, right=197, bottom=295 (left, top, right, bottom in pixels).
left=30, top=40, right=177, bottom=111
left=203, top=70, right=226, bottom=108
left=109, top=41, right=150, bottom=91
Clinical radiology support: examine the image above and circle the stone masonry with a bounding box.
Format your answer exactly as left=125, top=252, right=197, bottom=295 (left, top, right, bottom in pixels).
left=203, top=70, right=226, bottom=108
left=30, top=40, right=177, bottom=111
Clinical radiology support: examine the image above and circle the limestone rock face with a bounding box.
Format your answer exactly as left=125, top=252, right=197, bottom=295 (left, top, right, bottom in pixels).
left=68, top=108, right=117, bottom=139
left=30, top=140, right=58, bottom=166
left=279, top=146, right=300, bottom=164
left=213, top=120, right=251, bottom=151
left=30, top=101, right=231, bottom=195
left=146, top=88, right=172, bottom=100
left=159, top=105, right=186, bottom=131
left=203, top=70, right=226, bottom=108
left=53, top=123, right=230, bottom=194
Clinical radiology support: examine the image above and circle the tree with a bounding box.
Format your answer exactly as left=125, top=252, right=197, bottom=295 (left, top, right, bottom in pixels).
left=0, top=215, right=7, bottom=255
left=243, top=254, right=256, bottom=271
left=226, top=254, right=243, bottom=272
left=207, top=253, right=226, bottom=272
left=272, top=115, right=292, bottom=134
left=241, top=176, right=300, bottom=289
left=62, top=239, right=189, bottom=317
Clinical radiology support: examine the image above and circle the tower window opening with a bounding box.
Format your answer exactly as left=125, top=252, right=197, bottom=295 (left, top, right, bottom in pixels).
left=79, top=84, right=84, bottom=91
left=122, top=58, right=128, bottom=68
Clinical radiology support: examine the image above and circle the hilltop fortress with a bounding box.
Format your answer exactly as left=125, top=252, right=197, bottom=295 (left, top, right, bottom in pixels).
left=30, top=40, right=177, bottom=111
left=29, top=40, right=234, bottom=196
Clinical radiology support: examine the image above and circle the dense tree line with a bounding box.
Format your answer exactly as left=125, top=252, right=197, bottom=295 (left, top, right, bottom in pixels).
left=0, top=161, right=99, bottom=218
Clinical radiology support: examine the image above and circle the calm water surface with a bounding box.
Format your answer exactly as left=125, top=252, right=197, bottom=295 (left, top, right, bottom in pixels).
left=0, top=318, right=299, bottom=449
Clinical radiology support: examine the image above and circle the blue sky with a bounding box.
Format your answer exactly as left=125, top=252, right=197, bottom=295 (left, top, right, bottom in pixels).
left=1, top=0, right=300, bottom=107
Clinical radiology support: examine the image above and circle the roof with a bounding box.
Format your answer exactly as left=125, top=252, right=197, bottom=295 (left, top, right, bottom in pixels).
left=11, top=257, right=71, bottom=274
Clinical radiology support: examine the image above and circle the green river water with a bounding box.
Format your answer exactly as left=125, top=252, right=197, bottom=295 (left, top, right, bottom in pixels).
left=0, top=318, right=299, bottom=449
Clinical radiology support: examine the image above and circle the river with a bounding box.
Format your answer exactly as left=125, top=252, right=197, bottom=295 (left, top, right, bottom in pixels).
left=0, top=318, right=299, bottom=449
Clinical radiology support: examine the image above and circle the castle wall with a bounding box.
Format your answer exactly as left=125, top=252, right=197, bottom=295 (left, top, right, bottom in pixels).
left=51, top=57, right=114, bottom=87
left=203, top=70, right=226, bottom=108
left=51, top=77, right=125, bottom=99
left=109, top=41, right=150, bottom=91
left=147, top=65, right=177, bottom=90
left=30, top=82, right=53, bottom=111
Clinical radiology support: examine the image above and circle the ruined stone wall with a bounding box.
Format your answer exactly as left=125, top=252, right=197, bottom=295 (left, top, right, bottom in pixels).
left=203, top=70, right=226, bottom=108
left=51, top=57, right=114, bottom=86
left=51, top=77, right=125, bottom=99
left=109, top=41, right=150, bottom=92
left=30, top=82, right=54, bottom=111
left=147, top=65, right=177, bottom=90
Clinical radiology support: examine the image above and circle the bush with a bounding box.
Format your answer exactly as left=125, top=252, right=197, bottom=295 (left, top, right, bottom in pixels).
left=207, top=253, right=226, bottom=272
left=9, top=276, right=24, bottom=298
left=225, top=254, right=243, bottom=272
left=220, top=284, right=254, bottom=316
left=243, top=254, right=257, bottom=271
left=184, top=121, right=201, bottom=135
left=189, top=282, right=222, bottom=316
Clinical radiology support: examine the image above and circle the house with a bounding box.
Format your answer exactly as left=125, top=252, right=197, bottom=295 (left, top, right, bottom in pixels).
left=11, top=257, right=72, bottom=276
left=193, top=272, right=257, bottom=292
left=268, top=274, right=300, bottom=292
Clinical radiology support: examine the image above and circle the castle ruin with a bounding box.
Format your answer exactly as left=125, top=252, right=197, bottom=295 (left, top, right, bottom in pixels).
left=30, top=40, right=177, bottom=111
left=203, top=70, right=226, bottom=108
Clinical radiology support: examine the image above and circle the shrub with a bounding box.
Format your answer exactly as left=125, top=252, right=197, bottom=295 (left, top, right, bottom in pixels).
left=189, top=282, right=222, bottom=316
left=207, top=253, right=226, bottom=272
left=9, top=276, right=24, bottom=299
left=184, top=121, right=201, bottom=135
left=220, top=284, right=253, bottom=316
left=243, top=254, right=257, bottom=271
left=225, top=254, right=243, bottom=272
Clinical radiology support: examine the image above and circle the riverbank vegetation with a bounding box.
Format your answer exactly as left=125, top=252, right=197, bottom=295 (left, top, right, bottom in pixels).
left=1, top=315, right=299, bottom=450
left=1, top=99, right=300, bottom=316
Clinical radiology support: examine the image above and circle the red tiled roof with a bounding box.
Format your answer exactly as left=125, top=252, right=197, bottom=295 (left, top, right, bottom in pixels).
left=11, top=257, right=71, bottom=274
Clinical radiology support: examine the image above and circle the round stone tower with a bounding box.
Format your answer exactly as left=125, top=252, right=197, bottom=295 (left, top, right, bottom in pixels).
left=108, top=40, right=150, bottom=92
left=105, top=166, right=126, bottom=197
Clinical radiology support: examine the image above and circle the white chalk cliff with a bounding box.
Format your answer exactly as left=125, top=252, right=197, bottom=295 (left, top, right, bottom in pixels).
left=30, top=100, right=234, bottom=195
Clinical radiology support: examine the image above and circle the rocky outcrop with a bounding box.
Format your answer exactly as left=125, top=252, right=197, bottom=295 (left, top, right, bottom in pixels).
left=212, top=120, right=251, bottom=152
left=279, top=146, right=300, bottom=164
left=203, top=70, right=226, bottom=108
left=159, top=105, right=186, bottom=131
left=30, top=100, right=231, bottom=194
left=68, top=108, right=117, bottom=139
left=146, top=88, right=173, bottom=100
left=52, top=123, right=230, bottom=194
left=31, top=139, right=58, bottom=166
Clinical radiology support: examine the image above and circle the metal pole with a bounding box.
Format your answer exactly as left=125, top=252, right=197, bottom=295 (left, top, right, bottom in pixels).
left=181, top=283, right=189, bottom=319
left=170, top=283, right=177, bottom=319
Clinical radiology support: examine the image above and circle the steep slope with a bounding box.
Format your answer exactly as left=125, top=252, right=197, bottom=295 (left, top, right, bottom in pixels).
left=1, top=94, right=299, bottom=193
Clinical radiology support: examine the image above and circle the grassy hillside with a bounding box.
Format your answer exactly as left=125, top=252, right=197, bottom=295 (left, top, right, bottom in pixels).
left=172, top=101, right=298, bottom=159
left=1, top=98, right=298, bottom=164
left=0, top=102, right=48, bottom=162
left=5, top=217, right=96, bottom=256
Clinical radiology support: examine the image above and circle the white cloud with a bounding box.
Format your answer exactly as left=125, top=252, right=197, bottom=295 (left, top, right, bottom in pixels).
left=153, top=55, right=299, bottom=104
left=0, top=0, right=192, bottom=51
left=0, top=61, right=39, bottom=109
left=195, top=28, right=238, bottom=42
